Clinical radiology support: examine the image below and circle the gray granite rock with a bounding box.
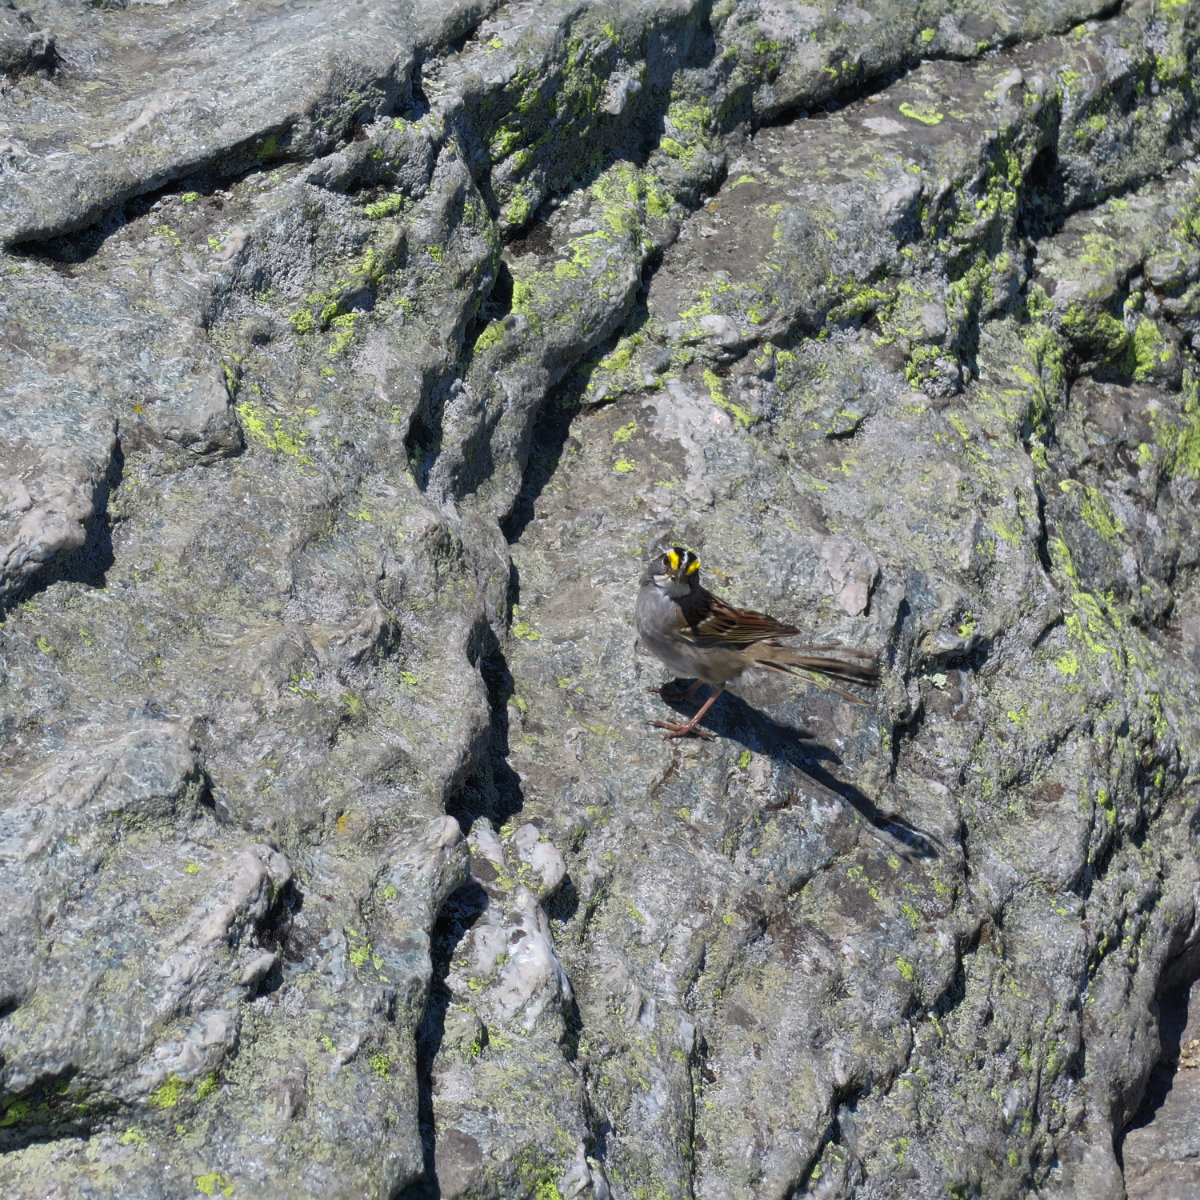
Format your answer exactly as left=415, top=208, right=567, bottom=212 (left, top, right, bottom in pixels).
left=1123, top=977, right=1200, bottom=1200
left=2, top=0, right=1200, bottom=1196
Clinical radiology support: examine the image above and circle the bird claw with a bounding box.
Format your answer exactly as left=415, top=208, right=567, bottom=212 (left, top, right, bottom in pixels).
left=649, top=718, right=715, bottom=740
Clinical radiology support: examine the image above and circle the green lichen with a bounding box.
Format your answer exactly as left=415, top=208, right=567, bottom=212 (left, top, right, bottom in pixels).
left=506, top=192, right=533, bottom=228
left=1060, top=303, right=1128, bottom=367
left=0, top=1097, right=30, bottom=1127
left=898, top=101, right=943, bottom=125
left=1130, top=317, right=1171, bottom=381
left=1013, top=321, right=1066, bottom=466
left=195, top=1173, right=235, bottom=1197
left=644, top=183, right=673, bottom=219
left=600, top=334, right=643, bottom=373
left=659, top=136, right=693, bottom=164
left=235, top=400, right=317, bottom=467
left=147, top=1075, right=186, bottom=1109
left=511, top=606, right=541, bottom=640
left=668, top=96, right=713, bottom=142
left=474, top=321, right=505, bottom=354
left=363, top=192, right=407, bottom=220
left=1163, top=373, right=1200, bottom=478
left=327, top=312, right=358, bottom=356
left=289, top=309, right=315, bottom=335
left=702, top=369, right=756, bottom=427
left=1073, top=482, right=1124, bottom=541
left=288, top=247, right=388, bottom=346
left=1054, top=650, right=1079, bottom=676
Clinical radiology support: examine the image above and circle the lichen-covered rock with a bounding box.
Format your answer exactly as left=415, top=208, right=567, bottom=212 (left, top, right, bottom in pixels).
left=2, top=0, right=1200, bottom=1197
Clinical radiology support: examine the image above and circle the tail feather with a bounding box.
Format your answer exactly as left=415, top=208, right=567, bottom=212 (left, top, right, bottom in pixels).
left=755, top=643, right=880, bottom=703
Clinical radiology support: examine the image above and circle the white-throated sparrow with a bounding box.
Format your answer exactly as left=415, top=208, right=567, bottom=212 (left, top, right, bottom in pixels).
left=636, top=545, right=880, bottom=739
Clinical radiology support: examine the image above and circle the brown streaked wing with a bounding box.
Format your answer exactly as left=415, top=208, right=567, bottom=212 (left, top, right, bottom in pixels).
left=679, top=589, right=800, bottom=646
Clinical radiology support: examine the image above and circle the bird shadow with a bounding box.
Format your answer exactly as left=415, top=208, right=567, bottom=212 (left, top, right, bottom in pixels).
left=653, top=683, right=941, bottom=861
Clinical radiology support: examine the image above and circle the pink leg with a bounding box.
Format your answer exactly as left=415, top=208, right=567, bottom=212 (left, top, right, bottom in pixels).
left=650, top=686, right=723, bottom=739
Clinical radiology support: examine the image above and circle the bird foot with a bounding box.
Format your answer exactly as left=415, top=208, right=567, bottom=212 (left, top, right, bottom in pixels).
left=649, top=718, right=715, bottom=740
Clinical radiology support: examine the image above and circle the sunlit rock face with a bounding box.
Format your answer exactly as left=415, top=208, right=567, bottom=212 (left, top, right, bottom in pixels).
left=2, top=1, right=1200, bottom=1197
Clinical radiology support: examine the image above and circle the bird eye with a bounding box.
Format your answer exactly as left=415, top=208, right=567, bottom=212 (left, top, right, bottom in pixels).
left=666, top=549, right=680, bottom=570
left=686, top=557, right=700, bottom=575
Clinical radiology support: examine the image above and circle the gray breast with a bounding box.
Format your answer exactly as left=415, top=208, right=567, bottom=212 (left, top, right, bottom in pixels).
left=637, top=583, right=715, bottom=681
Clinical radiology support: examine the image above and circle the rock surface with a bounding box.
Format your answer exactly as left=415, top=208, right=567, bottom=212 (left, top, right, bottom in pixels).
left=2, top=0, right=1200, bottom=1197
left=1123, top=975, right=1200, bottom=1200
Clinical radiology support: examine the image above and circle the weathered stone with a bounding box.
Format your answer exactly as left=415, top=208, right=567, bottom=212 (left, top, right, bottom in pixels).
left=2, top=0, right=1200, bottom=1196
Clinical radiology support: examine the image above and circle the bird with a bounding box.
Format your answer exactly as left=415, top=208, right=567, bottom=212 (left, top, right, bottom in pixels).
left=635, top=545, right=880, bottom=739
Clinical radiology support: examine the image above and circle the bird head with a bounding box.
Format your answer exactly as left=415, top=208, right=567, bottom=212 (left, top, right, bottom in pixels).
left=645, top=545, right=701, bottom=599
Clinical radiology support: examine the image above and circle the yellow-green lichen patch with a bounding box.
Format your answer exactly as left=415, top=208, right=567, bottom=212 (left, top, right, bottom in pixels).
left=506, top=191, right=533, bottom=228
left=702, top=369, right=756, bottom=427
left=511, top=606, right=540, bottom=640
left=286, top=246, right=391, bottom=353
left=898, top=101, right=944, bottom=126
left=1071, top=481, right=1123, bottom=542
left=474, top=320, right=505, bottom=355
left=327, top=312, right=358, bottom=356
left=1054, top=649, right=1080, bottom=676
left=363, top=191, right=408, bottom=220
left=195, top=1172, right=235, bottom=1197
left=1059, top=302, right=1129, bottom=367
left=235, top=400, right=318, bottom=468
left=1049, top=538, right=1121, bottom=664
left=0, top=1097, right=31, bottom=1127
left=147, top=1074, right=186, bottom=1109
left=1130, top=317, right=1173, bottom=381
left=1144, top=371, right=1200, bottom=480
